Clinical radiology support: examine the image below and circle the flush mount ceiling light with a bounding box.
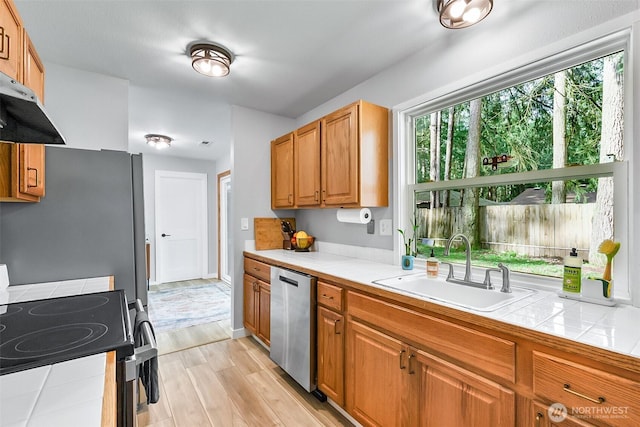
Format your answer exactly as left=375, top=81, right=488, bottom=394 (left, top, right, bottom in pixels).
left=189, top=42, right=234, bottom=77
left=437, top=0, right=493, bottom=29
left=145, top=134, right=172, bottom=149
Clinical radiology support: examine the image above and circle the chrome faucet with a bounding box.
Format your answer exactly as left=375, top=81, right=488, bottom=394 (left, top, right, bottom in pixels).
left=483, top=263, right=512, bottom=293
left=442, top=233, right=511, bottom=292
left=444, top=233, right=472, bottom=282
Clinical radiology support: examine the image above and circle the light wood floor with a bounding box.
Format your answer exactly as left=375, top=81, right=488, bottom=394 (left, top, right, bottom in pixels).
left=155, top=319, right=231, bottom=356
left=137, top=336, right=353, bottom=427
left=150, top=279, right=232, bottom=355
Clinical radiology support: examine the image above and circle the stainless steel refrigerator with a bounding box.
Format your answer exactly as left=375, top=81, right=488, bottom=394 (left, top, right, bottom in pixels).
left=0, top=147, right=147, bottom=305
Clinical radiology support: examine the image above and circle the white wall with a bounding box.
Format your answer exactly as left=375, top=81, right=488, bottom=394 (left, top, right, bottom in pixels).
left=44, top=62, right=129, bottom=151
left=142, top=153, right=220, bottom=283
left=230, top=105, right=295, bottom=334
left=128, top=86, right=231, bottom=161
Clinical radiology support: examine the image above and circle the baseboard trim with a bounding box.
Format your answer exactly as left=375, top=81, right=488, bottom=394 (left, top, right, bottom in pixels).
left=327, top=398, right=362, bottom=426
left=204, top=272, right=218, bottom=279
left=232, top=327, right=250, bottom=339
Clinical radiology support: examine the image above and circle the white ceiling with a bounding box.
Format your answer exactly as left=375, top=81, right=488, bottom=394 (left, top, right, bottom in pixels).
left=13, top=1, right=639, bottom=161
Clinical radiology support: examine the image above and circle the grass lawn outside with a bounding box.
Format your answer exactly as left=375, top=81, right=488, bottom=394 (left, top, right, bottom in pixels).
left=416, top=243, right=603, bottom=280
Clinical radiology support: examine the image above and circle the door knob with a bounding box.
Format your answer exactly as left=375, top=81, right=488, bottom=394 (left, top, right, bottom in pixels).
left=161, top=233, right=171, bottom=237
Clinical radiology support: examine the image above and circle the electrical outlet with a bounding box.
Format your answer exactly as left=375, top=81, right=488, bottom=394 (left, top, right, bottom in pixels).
left=380, top=219, right=393, bottom=236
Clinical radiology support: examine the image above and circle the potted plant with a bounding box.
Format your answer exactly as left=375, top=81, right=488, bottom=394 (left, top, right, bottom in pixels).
left=398, top=219, right=419, bottom=270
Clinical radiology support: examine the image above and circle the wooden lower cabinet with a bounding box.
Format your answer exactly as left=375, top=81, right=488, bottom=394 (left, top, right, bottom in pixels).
left=317, top=306, right=344, bottom=405
left=243, top=274, right=258, bottom=335
left=257, top=281, right=270, bottom=346
left=413, top=348, right=515, bottom=427
left=345, top=318, right=515, bottom=427
left=532, top=401, right=595, bottom=427
left=243, top=273, right=270, bottom=346
left=346, top=319, right=407, bottom=427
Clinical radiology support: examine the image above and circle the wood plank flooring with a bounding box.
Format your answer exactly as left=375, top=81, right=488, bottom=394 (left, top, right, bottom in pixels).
left=137, top=337, right=353, bottom=427
left=155, top=319, right=231, bottom=355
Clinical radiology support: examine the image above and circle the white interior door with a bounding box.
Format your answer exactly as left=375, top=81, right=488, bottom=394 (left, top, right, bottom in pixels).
left=155, top=171, right=207, bottom=283
left=218, top=171, right=232, bottom=284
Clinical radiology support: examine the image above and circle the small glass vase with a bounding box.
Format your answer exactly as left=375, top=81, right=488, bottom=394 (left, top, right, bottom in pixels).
left=401, top=255, right=414, bottom=270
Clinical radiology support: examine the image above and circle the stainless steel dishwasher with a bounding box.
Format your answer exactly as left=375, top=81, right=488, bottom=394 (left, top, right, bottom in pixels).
left=270, top=266, right=317, bottom=392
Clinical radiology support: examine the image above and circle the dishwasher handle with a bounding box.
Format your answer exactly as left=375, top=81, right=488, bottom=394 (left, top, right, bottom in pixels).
left=279, top=275, right=299, bottom=287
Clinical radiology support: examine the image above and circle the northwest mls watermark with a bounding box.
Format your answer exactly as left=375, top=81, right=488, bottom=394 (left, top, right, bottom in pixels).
left=548, top=403, right=630, bottom=422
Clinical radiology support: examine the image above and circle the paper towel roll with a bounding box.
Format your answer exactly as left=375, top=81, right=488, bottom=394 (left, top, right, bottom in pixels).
left=0, top=264, right=8, bottom=290
left=336, top=208, right=372, bottom=224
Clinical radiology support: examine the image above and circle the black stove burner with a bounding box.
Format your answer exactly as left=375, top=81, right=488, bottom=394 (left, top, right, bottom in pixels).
left=0, top=290, right=134, bottom=376
left=0, top=323, right=109, bottom=360
left=0, top=304, right=24, bottom=318
left=29, top=295, right=110, bottom=316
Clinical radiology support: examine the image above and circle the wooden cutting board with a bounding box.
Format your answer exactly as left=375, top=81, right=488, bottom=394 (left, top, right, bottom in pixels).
left=254, top=217, right=296, bottom=250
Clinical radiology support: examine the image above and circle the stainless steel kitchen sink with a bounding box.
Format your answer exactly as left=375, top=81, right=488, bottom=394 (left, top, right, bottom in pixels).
left=373, top=273, right=534, bottom=312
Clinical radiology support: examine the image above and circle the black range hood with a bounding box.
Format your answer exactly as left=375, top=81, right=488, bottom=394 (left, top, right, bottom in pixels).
left=0, top=71, right=66, bottom=145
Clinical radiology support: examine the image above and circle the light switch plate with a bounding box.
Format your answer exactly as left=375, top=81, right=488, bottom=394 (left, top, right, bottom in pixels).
left=380, top=219, right=393, bottom=236
left=240, top=218, right=249, bottom=230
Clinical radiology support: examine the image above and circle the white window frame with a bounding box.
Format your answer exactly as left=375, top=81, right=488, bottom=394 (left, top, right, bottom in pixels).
left=394, top=30, right=634, bottom=303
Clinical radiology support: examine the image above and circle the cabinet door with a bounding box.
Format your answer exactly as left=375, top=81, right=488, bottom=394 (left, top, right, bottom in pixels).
left=317, top=306, right=344, bottom=406
left=294, top=121, right=321, bottom=206
left=412, top=348, right=515, bottom=427
left=22, top=31, right=45, bottom=102
left=346, top=319, right=407, bottom=427
left=0, top=0, right=23, bottom=80
left=20, top=144, right=45, bottom=197
left=271, top=133, right=295, bottom=209
left=243, top=274, right=258, bottom=335
left=321, top=103, right=359, bottom=206
left=531, top=401, right=595, bottom=427
left=257, top=282, right=270, bottom=346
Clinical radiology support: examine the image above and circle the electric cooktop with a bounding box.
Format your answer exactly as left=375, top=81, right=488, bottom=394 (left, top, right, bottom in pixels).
left=0, top=290, right=134, bottom=376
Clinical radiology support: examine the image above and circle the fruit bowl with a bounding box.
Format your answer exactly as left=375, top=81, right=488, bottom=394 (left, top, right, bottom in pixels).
left=292, top=235, right=315, bottom=252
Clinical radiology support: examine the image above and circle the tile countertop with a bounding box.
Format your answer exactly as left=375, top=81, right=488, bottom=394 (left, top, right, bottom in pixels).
left=245, top=249, right=640, bottom=360
left=0, top=277, right=112, bottom=427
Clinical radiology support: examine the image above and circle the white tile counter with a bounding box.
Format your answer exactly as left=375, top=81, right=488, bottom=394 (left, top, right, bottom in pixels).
left=0, top=277, right=111, bottom=427
left=245, top=249, right=640, bottom=359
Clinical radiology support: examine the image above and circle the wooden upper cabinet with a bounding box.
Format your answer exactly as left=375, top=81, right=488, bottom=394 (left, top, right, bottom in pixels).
left=22, top=31, right=45, bottom=102
left=294, top=121, right=321, bottom=207
left=0, top=142, right=43, bottom=202
left=321, top=104, right=359, bottom=206
left=20, top=144, right=45, bottom=197
left=0, top=0, right=23, bottom=81
left=271, top=132, right=295, bottom=209
left=321, top=100, right=389, bottom=207
left=270, top=100, right=389, bottom=209
left=0, top=0, right=47, bottom=203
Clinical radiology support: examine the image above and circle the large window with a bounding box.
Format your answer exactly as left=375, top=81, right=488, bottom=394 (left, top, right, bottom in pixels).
left=405, top=48, right=627, bottom=286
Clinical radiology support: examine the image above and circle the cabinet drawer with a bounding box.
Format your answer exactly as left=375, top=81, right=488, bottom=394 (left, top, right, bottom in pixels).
left=317, top=281, right=343, bottom=311
left=347, top=291, right=515, bottom=383
left=533, top=352, right=640, bottom=426
left=244, top=258, right=271, bottom=282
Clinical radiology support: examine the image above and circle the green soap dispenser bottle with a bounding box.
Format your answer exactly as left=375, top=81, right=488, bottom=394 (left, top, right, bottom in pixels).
left=563, top=248, right=582, bottom=293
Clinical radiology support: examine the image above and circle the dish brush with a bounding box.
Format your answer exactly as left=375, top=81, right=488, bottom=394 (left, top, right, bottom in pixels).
left=598, top=239, right=620, bottom=282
